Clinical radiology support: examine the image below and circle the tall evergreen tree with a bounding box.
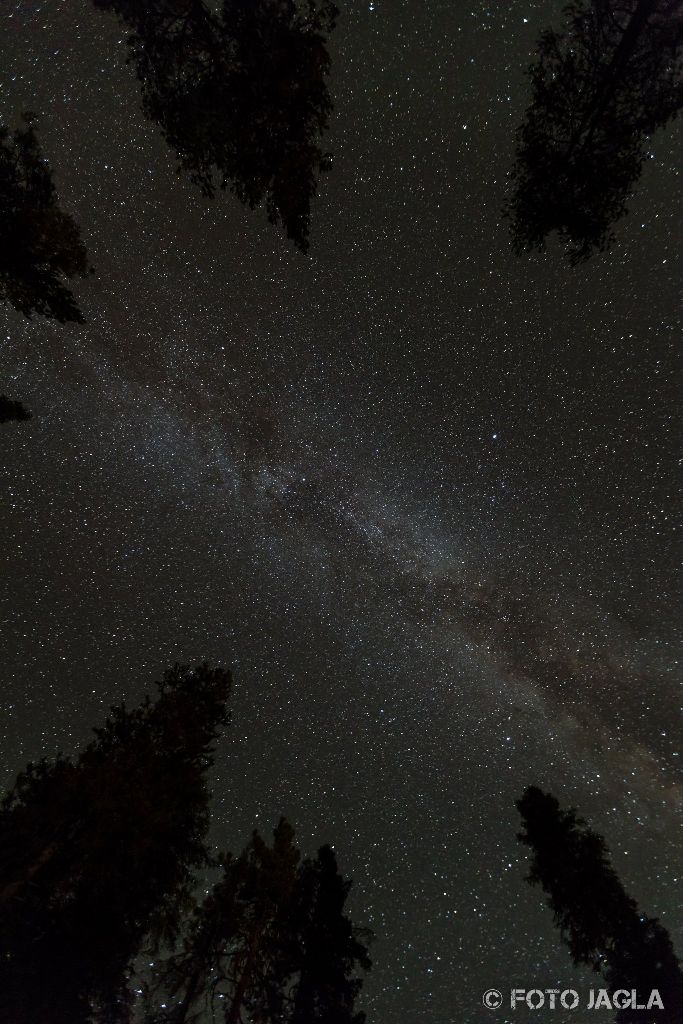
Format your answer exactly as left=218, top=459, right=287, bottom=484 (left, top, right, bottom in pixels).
left=506, top=0, right=683, bottom=263
left=0, top=395, right=32, bottom=423
left=0, top=663, right=231, bottom=1024
left=0, top=115, right=89, bottom=322
left=93, top=0, right=338, bottom=252
left=517, top=786, right=683, bottom=1022
left=149, top=819, right=371, bottom=1024
left=289, top=843, right=371, bottom=1024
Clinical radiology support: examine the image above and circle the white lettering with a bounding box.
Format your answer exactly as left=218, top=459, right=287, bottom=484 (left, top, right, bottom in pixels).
left=511, top=989, right=526, bottom=1008
left=526, top=990, right=544, bottom=1010
left=612, top=990, right=632, bottom=1009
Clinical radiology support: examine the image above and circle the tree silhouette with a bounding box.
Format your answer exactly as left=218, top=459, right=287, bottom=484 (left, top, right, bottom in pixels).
left=2, top=1, right=338, bottom=424
left=289, top=842, right=372, bottom=1024
left=506, top=0, right=683, bottom=263
left=94, top=0, right=338, bottom=252
left=0, top=395, right=32, bottom=423
left=517, top=786, right=683, bottom=1022
left=0, top=115, right=89, bottom=322
left=0, top=663, right=231, bottom=1024
left=147, top=818, right=371, bottom=1023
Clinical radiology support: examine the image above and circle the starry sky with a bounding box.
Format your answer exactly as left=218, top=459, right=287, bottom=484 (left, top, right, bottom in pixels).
left=0, top=1, right=681, bottom=1021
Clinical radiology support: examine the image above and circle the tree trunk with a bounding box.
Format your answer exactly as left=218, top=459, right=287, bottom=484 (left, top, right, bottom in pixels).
left=579, top=0, right=660, bottom=145
left=225, top=920, right=266, bottom=1024
left=561, top=0, right=661, bottom=161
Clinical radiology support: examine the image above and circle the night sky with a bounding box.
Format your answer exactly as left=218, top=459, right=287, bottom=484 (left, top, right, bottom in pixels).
left=1, top=1, right=681, bottom=1021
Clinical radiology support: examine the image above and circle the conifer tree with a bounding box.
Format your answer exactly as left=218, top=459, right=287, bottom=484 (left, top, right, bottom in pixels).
left=506, top=0, right=683, bottom=263
left=0, top=115, right=89, bottom=322
left=93, top=0, right=338, bottom=251
left=0, top=663, right=231, bottom=1024
left=149, top=819, right=371, bottom=1024
left=517, top=786, right=683, bottom=1022
left=0, top=395, right=32, bottom=423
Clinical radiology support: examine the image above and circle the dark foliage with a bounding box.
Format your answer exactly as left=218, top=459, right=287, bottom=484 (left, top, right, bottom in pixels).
left=148, top=818, right=371, bottom=1024
left=289, top=842, right=372, bottom=1024
left=0, top=395, right=32, bottom=423
left=94, top=0, right=338, bottom=251
left=517, top=786, right=683, bottom=1022
left=0, top=663, right=231, bottom=1024
left=506, top=0, right=683, bottom=263
left=0, top=115, right=90, bottom=321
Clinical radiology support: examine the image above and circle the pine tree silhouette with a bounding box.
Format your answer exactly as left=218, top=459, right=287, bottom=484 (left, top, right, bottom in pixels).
left=506, top=0, right=683, bottom=263
left=517, top=786, right=683, bottom=1022
left=148, top=819, right=371, bottom=1023
left=0, top=115, right=89, bottom=322
left=94, top=0, right=338, bottom=251
left=0, top=663, right=231, bottom=1024
left=0, top=395, right=32, bottom=423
